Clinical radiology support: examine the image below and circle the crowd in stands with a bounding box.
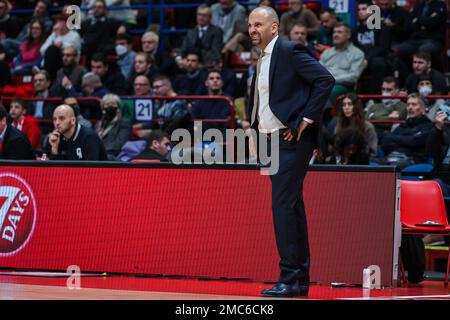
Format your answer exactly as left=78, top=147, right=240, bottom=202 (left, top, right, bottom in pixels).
left=0, top=0, right=448, bottom=166
left=0, top=0, right=449, bottom=286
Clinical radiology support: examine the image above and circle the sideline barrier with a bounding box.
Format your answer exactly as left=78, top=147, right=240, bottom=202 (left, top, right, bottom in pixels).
left=0, top=162, right=399, bottom=287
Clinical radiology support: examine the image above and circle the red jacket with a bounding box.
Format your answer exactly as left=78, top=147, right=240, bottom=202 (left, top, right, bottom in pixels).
left=12, top=115, right=42, bottom=150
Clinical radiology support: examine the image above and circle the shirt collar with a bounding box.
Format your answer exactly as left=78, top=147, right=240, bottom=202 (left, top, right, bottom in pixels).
left=63, top=123, right=81, bottom=142
left=263, top=35, right=279, bottom=55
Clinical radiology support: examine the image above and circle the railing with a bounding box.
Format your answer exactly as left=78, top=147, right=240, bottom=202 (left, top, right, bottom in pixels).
left=1, top=95, right=236, bottom=129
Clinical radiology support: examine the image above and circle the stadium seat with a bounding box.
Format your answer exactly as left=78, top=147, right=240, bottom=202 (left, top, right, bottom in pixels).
left=400, top=180, right=450, bottom=286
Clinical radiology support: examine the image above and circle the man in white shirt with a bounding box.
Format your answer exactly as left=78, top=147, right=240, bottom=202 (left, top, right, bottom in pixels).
left=247, top=6, right=334, bottom=297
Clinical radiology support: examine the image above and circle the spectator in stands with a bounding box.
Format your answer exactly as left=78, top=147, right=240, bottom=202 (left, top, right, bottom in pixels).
left=375, top=0, right=408, bottom=45
left=11, top=19, right=46, bottom=76
left=0, top=103, right=35, bottom=160
left=133, top=75, right=193, bottom=138
left=365, top=76, right=407, bottom=140
left=1, top=0, right=52, bottom=61
left=114, top=33, right=136, bottom=81
left=63, top=96, right=92, bottom=128
left=127, top=52, right=159, bottom=93
left=29, top=70, right=58, bottom=124
left=404, top=51, right=447, bottom=95
left=289, top=23, right=316, bottom=58
left=16, top=0, right=53, bottom=42
left=151, top=75, right=191, bottom=135
left=331, top=127, right=369, bottom=165
left=132, top=129, right=170, bottom=162
left=315, top=8, right=337, bottom=52
left=211, top=0, right=247, bottom=44
left=79, top=0, right=121, bottom=62
left=78, top=72, right=110, bottom=98
left=45, top=104, right=107, bottom=160
left=141, top=31, right=179, bottom=79
left=40, top=11, right=82, bottom=80
left=173, top=50, right=205, bottom=96
left=133, top=74, right=151, bottom=96
left=381, top=93, right=433, bottom=166
left=50, top=46, right=87, bottom=97
left=394, top=0, right=447, bottom=69
left=40, top=11, right=81, bottom=56
left=279, top=0, right=320, bottom=40
left=0, top=0, right=21, bottom=59
left=319, top=22, right=365, bottom=110
left=202, top=56, right=238, bottom=99
left=414, top=74, right=448, bottom=122
left=328, top=93, right=378, bottom=159
left=95, top=93, right=131, bottom=160
left=8, top=98, right=42, bottom=150
left=0, top=44, right=10, bottom=87
left=90, top=52, right=127, bottom=95
left=353, top=1, right=391, bottom=94
left=179, top=4, right=223, bottom=67
left=191, top=69, right=231, bottom=132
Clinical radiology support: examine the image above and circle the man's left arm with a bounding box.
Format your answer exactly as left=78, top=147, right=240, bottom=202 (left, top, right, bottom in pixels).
left=291, top=43, right=335, bottom=136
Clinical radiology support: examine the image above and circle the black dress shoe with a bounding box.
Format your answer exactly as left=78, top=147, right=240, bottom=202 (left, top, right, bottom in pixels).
left=261, top=282, right=309, bottom=297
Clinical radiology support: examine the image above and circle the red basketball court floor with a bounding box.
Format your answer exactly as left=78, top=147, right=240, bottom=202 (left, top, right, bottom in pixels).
left=0, top=272, right=449, bottom=300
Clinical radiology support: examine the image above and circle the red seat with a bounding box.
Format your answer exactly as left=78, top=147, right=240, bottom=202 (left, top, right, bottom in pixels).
left=400, top=180, right=450, bottom=286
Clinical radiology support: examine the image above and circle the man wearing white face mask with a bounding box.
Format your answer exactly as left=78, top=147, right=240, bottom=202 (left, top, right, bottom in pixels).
left=115, top=33, right=136, bottom=80
left=416, top=74, right=448, bottom=122
left=365, top=76, right=407, bottom=140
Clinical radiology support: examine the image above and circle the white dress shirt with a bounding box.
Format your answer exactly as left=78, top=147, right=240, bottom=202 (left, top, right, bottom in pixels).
left=256, top=35, right=313, bottom=134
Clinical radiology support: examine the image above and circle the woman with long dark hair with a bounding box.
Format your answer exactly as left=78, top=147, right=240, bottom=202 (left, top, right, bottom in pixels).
left=11, top=19, right=46, bottom=75
left=329, top=92, right=378, bottom=159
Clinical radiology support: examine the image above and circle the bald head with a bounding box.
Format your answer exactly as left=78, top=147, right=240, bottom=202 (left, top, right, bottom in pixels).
left=248, top=6, right=279, bottom=50
left=54, top=104, right=76, bottom=118
left=250, top=6, right=279, bottom=24
left=53, top=104, right=77, bottom=137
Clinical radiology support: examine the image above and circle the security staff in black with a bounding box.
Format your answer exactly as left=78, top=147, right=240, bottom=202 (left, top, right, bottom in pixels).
left=46, top=105, right=107, bottom=160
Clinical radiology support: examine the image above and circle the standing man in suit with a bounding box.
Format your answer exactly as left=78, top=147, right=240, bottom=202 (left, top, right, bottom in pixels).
left=247, top=6, right=334, bottom=297
left=0, top=103, right=35, bottom=160
left=178, top=4, right=223, bottom=66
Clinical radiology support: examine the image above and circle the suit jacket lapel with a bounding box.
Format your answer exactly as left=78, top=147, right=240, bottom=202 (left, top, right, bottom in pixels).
left=269, top=38, right=280, bottom=98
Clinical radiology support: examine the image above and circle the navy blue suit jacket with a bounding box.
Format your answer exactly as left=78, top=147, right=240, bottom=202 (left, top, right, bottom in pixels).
left=247, top=38, right=335, bottom=136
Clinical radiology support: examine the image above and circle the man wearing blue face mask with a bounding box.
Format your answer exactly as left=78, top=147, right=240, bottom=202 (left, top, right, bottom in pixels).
left=365, top=76, right=407, bottom=141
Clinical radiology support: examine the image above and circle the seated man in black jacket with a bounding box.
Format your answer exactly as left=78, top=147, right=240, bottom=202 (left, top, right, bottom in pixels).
left=133, top=130, right=170, bottom=162
left=0, top=104, right=35, bottom=160
left=381, top=93, right=433, bottom=167
left=90, top=53, right=127, bottom=95
left=45, top=105, right=107, bottom=160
